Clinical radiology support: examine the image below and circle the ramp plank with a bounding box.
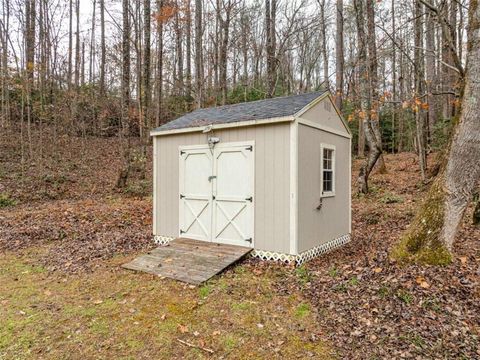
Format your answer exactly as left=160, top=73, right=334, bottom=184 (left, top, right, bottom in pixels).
left=122, top=238, right=252, bottom=285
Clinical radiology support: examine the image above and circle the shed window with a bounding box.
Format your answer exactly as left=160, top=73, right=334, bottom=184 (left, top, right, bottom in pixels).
left=321, top=145, right=335, bottom=196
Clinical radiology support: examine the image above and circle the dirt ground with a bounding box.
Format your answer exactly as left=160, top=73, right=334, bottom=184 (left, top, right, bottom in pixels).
left=1, top=132, right=479, bottom=359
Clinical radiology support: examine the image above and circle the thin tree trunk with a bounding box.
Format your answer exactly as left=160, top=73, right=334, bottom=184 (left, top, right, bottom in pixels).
left=355, top=0, right=381, bottom=194
left=194, top=0, right=203, bottom=108
left=74, top=0, right=80, bottom=88
left=117, top=0, right=132, bottom=188
left=68, top=0, right=73, bottom=90
left=99, top=0, right=106, bottom=95
left=155, top=0, right=164, bottom=126
left=185, top=0, right=192, bottom=98
left=335, top=0, right=344, bottom=110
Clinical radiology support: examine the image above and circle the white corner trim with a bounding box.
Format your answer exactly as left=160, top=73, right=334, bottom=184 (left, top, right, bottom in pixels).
left=349, top=137, right=352, bottom=234
left=152, top=138, right=158, bottom=235
left=297, top=118, right=352, bottom=139
left=289, top=120, right=298, bottom=255
left=150, top=116, right=295, bottom=137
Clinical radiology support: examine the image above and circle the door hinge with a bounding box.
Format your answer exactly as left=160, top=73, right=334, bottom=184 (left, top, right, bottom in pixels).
left=245, top=238, right=252, bottom=243
left=212, top=195, right=216, bottom=200
left=208, top=175, right=217, bottom=182
left=180, top=150, right=185, bottom=155
left=180, top=229, right=185, bottom=234
left=180, top=194, right=185, bottom=199
left=246, top=145, right=253, bottom=151
left=245, top=196, right=253, bottom=202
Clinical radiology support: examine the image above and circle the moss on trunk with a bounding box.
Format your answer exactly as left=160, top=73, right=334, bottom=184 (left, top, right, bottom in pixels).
left=391, top=177, right=452, bottom=265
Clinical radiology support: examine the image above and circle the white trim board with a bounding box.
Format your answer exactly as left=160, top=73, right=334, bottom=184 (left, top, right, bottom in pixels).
left=297, top=118, right=352, bottom=139
left=289, top=120, right=298, bottom=255
left=151, top=116, right=295, bottom=136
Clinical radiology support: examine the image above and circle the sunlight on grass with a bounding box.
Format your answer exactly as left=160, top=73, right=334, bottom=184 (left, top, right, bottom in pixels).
left=0, top=251, right=332, bottom=359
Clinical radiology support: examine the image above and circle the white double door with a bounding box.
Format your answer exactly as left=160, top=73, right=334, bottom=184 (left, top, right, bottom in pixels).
left=179, top=142, right=254, bottom=247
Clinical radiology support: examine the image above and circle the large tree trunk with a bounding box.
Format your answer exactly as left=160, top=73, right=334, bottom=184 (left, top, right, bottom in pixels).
left=393, top=0, right=480, bottom=264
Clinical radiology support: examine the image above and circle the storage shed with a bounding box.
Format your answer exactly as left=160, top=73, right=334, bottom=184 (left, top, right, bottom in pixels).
left=150, top=90, right=351, bottom=265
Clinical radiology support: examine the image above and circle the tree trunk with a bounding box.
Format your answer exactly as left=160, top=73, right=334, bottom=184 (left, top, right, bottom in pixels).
left=185, top=0, right=192, bottom=99
left=355, top=0, right=381, bottom=194
left=393, top=0, right=480, bottom=264
left=143, top=0, right=151, bottom=128
left=74, top=0, right=80, bottom=88
left=68, top=0, right=73, bottom=90
left=335, top=0, right=344, bottom=110
left=366, top=0, right=386, bottom=172
left=117, top=0, right=132, bottom=189
left=155, top=0, right=164, bottom=126
left=319, top=0, right=329, bottom=89
left=425, top=7, right=437, bottom=142
left=414, top=0, right=427, bottom=180
left=99, top=0, right=106, bottom=95
left=265, top=0, right=276, bottom=97
left=194, top=0, right=203, bottom=108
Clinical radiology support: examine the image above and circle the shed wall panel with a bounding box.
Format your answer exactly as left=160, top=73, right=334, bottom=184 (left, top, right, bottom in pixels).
left=154, top=122, right=291, bottom=254
left=297, top=124, right=351, bottom=253
left=300, top=97, right=350, bottom=135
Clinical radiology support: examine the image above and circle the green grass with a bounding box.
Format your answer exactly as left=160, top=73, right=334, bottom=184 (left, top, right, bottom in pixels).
left=0, top=249, right=331, bottom=359
left=0, top=193, right=16, bottom=208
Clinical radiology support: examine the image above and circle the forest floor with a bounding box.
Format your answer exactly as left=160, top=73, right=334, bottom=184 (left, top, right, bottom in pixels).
left=0, top=130, right=479, bottom=359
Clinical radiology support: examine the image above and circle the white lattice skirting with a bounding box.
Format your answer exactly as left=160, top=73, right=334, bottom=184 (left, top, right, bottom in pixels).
left=152, top=233, right=350, bottom=266
left=153, top=235, right=175, bottom=245
left=250, top=234, right=351, bottom=266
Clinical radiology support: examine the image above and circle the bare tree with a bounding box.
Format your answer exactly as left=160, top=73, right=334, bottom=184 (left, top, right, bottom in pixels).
left=335, top=0, right=344, bottom=110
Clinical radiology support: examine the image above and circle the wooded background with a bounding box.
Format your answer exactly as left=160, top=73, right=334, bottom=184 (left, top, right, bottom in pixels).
left=0, top=0, right=466, bottom=159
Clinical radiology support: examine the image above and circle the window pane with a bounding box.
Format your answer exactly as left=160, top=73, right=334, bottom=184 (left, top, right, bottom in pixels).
left=323, top=171, right=333, bottom=192
left=323, top=149, right=333, bottom=170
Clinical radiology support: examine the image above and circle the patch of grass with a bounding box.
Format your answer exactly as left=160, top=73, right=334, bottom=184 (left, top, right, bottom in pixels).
left=0, top=251, right=331, bottom=359
left=380, top=192, right=404, bottom=204
left=328, top=266, right=339, bottom=278
left=348, top=276, right=359, bottom=286
left=0, top=193, right=16, bottom=208
left=198, top=284, right=211, bottom=299
left=396, top=289, right=413, bottom=304
left=222, top=335, right=238, bottom=351
left=378, top=286, right=391, bottom=298
left=422, top=297, right=442, bottom=312
left=124, top=180, right=150, bottom=197
left=295, top=303, right=311, bottom=318
left=295, top=265, right=311, bottom=284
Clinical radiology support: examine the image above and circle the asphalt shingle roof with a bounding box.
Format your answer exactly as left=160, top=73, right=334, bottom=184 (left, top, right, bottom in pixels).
left=153, top=90, right=327, bottom=132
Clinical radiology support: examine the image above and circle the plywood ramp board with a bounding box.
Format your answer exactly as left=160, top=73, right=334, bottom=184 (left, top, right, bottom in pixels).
left=122, top=238, right=252, bottom=285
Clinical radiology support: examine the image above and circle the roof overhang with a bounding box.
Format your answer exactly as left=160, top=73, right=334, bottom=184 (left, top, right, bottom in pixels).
left=150, top=115, right=295, bottom=136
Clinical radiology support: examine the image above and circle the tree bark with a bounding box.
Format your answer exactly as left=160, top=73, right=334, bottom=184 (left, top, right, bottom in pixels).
left=355, top=0, right=382, bottom=194
left=265, top=0, right=276, bottom=97
left=155, top=0, right=164, bottom=126
left=143, top=0, right=151, bottom=128
left=194, top=0, right=203, bottom=108
left=335, top=0, right=344, bottom=110
left=394, top=0, right=480, bottom=263
left=99, top=0, right=106, bottom=96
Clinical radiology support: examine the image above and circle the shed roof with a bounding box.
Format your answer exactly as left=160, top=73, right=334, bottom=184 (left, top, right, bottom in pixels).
left=153, top=90, right=327, bottom=132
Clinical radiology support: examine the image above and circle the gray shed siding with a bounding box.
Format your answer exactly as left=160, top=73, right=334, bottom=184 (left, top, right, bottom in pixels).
left=153, top=122, right=292, bottom=254
left=300, top=96, right=349, bottom=134
left=297, top=123, right=351, bottom=253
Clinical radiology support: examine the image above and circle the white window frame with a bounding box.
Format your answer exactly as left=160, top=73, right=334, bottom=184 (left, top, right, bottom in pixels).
left=320, top=143, right=336, bottom=197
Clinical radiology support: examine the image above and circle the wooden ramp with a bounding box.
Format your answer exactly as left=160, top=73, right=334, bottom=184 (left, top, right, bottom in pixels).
left=122, top=238, right=252, bottom=285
